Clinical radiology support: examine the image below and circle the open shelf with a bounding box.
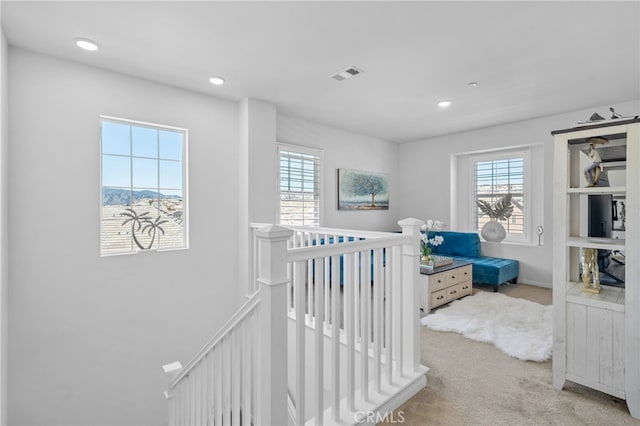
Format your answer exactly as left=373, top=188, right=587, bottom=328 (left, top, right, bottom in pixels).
left=566, top=236, right=625, bottom=250
left=566, top=281, right=625, bottom=311
left=567, top=186, right=626, bottom=195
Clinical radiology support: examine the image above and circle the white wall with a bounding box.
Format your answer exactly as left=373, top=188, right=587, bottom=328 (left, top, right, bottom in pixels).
left=7, top=48, right=240, bottom=425
left=0, top=9, right=8, bottom=426
left=238, top=99, right=278, bottom=300
left=398, top=99, right=640, bottom=287
left=278, top=115, right=400, bottom=232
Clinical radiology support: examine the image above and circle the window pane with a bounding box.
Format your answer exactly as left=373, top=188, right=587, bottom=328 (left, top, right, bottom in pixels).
left=101, top=195, right=133, bottom=255
left=102, top=121, right=130, bottom=155
left=159, top=160, right=182, bottom=189
left=160, top=189, right=184, bottom=222
left=132, top=158, right=158, bottom=188
left=279, top=148, right=320, bottom=227
left=159, top=130, right=183, bottom=160
left=102, top=154, right=130, bottom=187
left=101, top=117, right=186, bottom=255
left=474, top=157, right=525, bottom=235
left=132, top=126, right=158, bottom=158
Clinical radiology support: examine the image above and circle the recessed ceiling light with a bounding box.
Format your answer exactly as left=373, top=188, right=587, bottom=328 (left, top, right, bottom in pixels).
left=468, top=82, right=479, bottom=87
left=74, top=38, right=100, bottom=51
left=209, top=76, right=226, bottom=86
left=438, top=100, right=453, bottom=108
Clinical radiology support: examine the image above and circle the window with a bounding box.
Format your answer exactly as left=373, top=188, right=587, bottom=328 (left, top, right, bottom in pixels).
left=473, top=152, right=528, bottom=241
left=278, top=144, right=321, bottom=227
left=100, top=116, right=187, bottom=255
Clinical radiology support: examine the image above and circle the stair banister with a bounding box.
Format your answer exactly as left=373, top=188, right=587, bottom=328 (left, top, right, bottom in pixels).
left=254, top=224, right=293, bottom=426
left=166, top=220, right=428, bottom=426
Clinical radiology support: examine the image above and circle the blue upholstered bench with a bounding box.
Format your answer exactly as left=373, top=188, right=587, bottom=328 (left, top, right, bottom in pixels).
left=428, top=231, right=519, bottom=291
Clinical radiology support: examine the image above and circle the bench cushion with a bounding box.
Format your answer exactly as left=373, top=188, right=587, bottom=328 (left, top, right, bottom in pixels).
left=449, top=255, right=519, bottom=285
left=427, top=230, right=519, bottom=286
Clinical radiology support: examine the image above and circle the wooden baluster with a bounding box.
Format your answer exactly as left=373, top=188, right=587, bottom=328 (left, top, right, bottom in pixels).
left=294, top=260, right=306, bottom=425
left=324, top=234, right=330, bottom=328
left=345, top=252, right=356, bottom=412
left=373, top=248, right=382, bottom=394
left=307, top=232, right=313, bottom=320
left=314, top=256, right=324, bottom=426
left=232, top=329, right=241, bottom=426
left=200, top=361, right=207, bottom=426
left=215, top=346, right=223, bottom=426
left=331, top=254, right=341, bottom=421
left=385, top=247, right=393, bottom=386
left=225, top=336, right=232, bottom=423
left=174, top=381, right=181, bottom=426
left=242, top=318, right=253, bottom=426
left=207, top=350, right=215, bottom=426
left=361, top=249, right=371, bottom=402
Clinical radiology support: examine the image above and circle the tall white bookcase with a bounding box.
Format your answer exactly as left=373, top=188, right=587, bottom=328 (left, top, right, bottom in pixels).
left=552, top=118, right=640, bottom=419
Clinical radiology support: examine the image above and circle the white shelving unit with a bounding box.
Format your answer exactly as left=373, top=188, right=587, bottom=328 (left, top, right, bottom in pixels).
left=552, top=118, right=640, bottom=418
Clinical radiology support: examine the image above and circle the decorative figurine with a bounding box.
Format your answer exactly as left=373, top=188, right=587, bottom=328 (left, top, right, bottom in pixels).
left=581, top=248, right=600, bottom=294
left=610, top=107, right=623, bottom=119
left=583, top=136, right=609, bottom=186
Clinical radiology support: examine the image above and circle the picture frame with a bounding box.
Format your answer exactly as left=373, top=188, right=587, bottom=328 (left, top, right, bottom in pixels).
left=337, top=168, right=389, bottom=210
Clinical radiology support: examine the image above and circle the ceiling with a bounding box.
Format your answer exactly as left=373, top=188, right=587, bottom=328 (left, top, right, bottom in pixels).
left=2, top=1, right=639, bottom=143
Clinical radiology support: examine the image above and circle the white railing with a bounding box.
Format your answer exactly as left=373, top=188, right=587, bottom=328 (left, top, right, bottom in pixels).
left=164, top=293, right=260, bottom=426
left=164, top=219, right=426, bottom=426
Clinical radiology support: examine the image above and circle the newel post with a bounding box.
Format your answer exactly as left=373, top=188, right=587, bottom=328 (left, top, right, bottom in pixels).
left=254, top=224, right=293, bottom=426
left=398, top=217, right=424, bottom=375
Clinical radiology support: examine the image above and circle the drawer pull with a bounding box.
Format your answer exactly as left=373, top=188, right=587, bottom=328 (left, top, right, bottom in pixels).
left=436, top=295, right=444, bottom=300
left=451, top=275, right=456, bottom=279
left=462, top=285, right=469, bottom=290
left=437, top=279, right=442, bottom=283
left=464, top=272, right=468, bottom=276
left=450, top=290, right=457, bottom=295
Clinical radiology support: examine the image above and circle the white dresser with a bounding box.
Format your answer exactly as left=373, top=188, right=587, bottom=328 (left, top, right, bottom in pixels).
left=420, top=260, right=473, bottom=313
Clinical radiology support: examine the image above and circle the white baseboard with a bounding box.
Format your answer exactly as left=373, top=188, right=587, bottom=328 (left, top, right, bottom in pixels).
left=517, top=280, right=552, bottom=288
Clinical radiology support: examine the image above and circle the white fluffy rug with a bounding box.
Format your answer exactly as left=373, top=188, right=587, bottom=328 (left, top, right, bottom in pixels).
left=421, top=291, right=552, bottom=361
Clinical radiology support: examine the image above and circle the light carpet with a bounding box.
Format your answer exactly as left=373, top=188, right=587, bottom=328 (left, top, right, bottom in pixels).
left=421, top=290, right=552, bottom=361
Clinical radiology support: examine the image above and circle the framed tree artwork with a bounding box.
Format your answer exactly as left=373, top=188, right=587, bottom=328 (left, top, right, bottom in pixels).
left=337, top=168, right=389, bottom=210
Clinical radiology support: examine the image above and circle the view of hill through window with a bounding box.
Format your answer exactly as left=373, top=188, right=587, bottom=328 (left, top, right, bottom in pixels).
left=100, top=117, right=187, bottom=255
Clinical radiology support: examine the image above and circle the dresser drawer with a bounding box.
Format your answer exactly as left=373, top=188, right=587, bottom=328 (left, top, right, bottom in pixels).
left=429, top=272, right=448, bottom=292
left=445, top=270, right=459, bottom=286
left=445, top=284, right=462, bottom=302
left=459, top=280, right=472, bottom=296
left=458, top=265, right=472, bottom=283
left=431, top=289, right=447, bottom=308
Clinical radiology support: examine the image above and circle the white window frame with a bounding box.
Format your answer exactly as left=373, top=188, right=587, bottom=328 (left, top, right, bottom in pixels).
left=277, top=143, right=323, bottom=227
left=468, top=148, right=531, bottom=243
left=100, top=115, right=189, bottom=256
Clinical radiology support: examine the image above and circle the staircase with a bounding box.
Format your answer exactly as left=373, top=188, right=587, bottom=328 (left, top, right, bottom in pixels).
left=163, top=218, right=428, bottom=425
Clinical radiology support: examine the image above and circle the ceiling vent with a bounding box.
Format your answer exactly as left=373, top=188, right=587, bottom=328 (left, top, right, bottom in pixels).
left=330, top=66, right=364, bottom=81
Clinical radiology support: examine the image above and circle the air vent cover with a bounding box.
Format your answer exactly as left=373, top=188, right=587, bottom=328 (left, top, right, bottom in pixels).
left=330, top=66, right=364, bottom=81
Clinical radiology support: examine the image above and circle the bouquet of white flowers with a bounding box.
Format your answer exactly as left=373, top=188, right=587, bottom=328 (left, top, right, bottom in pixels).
left=420, top=226, right=444, bottom=260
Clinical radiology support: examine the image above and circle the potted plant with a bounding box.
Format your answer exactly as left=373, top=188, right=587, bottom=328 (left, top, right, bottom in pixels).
left=476, top=194, right=513, bottom=242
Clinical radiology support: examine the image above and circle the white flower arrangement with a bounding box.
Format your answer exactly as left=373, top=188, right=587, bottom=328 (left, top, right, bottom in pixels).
left=422, top=219, right=446, bottom=231
left=419, top=222, right=445, bottom=259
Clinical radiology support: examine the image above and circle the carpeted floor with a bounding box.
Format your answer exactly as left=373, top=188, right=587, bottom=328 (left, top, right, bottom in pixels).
left=382, top=283, right=640, bottom=426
